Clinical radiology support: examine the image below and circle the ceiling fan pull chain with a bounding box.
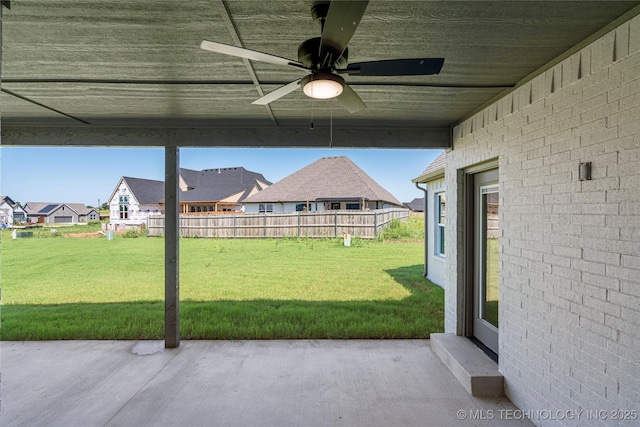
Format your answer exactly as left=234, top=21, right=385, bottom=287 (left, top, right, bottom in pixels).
left=310, top=74, right=315, bottom=130
left=329, top=99, right=333, bottom=148
left=310, top=96, right=315, bottom=130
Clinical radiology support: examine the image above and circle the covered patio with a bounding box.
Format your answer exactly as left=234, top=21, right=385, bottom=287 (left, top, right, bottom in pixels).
left=1, top=340, right=534, bottom=427
left=2, top=2, right=639, bottom=426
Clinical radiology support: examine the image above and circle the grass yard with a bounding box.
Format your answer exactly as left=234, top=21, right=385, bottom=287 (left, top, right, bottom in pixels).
left=0, top=220, right=443, bottom=340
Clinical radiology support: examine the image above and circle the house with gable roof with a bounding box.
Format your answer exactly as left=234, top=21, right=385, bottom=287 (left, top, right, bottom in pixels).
left=108, top=176, right=165, bottom=226
left=242, top=156, right=403, bottom=213
left=0, top=196, right=27, bottom=225
left=23, top=202, right=99, bottom=224
left=108, top=167, right=271, bottom=225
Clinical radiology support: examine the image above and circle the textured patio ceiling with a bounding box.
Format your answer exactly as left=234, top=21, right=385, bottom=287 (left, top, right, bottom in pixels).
left=2, top=1, right=640, bottom=148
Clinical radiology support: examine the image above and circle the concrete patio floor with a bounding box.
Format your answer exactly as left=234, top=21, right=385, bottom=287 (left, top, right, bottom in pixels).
left=0, top=340, right=534, bottom=427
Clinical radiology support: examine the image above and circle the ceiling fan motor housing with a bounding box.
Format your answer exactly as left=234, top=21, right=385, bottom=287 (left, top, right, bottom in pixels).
left=298, top=37, right=348, bottom=69
left=311, top=2, right=330, bottom=22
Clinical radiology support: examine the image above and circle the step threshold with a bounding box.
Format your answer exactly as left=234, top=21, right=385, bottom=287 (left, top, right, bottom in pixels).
left=430, top=333, right=504, bottom=397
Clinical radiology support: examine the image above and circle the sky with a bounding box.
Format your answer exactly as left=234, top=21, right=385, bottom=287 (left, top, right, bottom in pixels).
left=0, top=146, right=442, bottom=207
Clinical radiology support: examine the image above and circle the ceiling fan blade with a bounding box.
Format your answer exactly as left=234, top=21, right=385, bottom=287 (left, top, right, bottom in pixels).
left=336, top=84, right=366, bottom=113
left=252, top=79, right=303, bottom=105
left=320, top=0, right=369, bottom=61
left=341, top=58, right=445, bottom=76
left=201, top=40, right=307, bottom=70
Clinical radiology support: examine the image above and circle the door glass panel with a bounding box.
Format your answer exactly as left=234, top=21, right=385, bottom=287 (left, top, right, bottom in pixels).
left=471, top=169, right=499, bottom=355
left=481, top=189, right=499, bottom=329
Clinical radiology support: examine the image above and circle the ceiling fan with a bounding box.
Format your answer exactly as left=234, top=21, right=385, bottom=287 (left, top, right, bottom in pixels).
left=200, top=0, right=444, bottom=113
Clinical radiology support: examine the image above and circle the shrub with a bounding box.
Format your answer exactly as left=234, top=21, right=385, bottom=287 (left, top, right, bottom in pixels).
left=122, top=229, right=141, bottom=238
left=379, top=217, right=424, bottom=241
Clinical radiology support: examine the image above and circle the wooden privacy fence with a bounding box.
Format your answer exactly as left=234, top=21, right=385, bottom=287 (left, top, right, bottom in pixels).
left=146, top=208, right=410, bottom=239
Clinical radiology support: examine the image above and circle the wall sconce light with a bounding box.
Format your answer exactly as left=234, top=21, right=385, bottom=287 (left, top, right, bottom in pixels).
left=579, top=162, right=591, bottom=181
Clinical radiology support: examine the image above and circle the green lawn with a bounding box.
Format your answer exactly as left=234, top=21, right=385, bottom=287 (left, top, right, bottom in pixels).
left=0, top=225, right=443, bottom=340
left=483, top=237, right=499, bottom=328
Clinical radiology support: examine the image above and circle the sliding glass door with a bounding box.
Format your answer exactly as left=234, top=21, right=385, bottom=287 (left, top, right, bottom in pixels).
left=471, top=169, right=499, bottom=354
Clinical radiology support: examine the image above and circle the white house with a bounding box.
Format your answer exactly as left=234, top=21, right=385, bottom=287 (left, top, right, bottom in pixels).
left=108, top=176, right=165, bottom=226
left=413, top=151, right=446, bottom=288
left=0, top=196, right=26, bottom=225
left=108, top=168, right=271, bottom=226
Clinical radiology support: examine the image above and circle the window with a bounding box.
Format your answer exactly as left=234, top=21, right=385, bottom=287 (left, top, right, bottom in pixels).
left=346, top=203, right=360, bottom=210
left=119, top=195, right=129, bottom=219
left=259, top=204, right=273, bottom=213
left=331, top=202, right=340, bottom=210
left=296, top=203, right=308, bottom=212
left=436, top=192, right=446, bottom=256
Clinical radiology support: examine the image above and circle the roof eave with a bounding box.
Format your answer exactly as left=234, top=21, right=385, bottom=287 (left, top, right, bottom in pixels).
left=412, top=169, right=445, bottom=184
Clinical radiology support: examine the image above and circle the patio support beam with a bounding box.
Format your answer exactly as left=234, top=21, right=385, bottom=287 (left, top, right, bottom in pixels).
left=0, top=126, right=452, bottom=149
left=164, top=145, right=180, bottom=348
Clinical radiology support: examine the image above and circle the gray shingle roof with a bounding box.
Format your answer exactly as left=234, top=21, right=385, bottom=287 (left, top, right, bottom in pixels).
left=24, top=202, right=63, bottom=214
left=413, top=151, right=445, bottom=182
left=404, top=197, right=425, bottom=212
left=123, top=177, right=165, bottom=205
left=179, top=167, right=271, bottom=202
left=67, top=203, right=98, bottom=215
left=23, top=202, right=42, bottom=213
left=179, top=168, right=200, bottom=190
left=122, top=168, right=271, bottom=204
left=243, top=156, right=402, bottom=206
left=24, top=202, right=94, bottom=215
left=0, top=196, right=17, bottom=206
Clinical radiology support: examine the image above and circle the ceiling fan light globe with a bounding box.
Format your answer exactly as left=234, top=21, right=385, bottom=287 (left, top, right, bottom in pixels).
left=302, top=74, right=345, bottom=99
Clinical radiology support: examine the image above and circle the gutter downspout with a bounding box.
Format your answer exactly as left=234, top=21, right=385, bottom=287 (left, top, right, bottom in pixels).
left=415, top=182, right=429, bottom=278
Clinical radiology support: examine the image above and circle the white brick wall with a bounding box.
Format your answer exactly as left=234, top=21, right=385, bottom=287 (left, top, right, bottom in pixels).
left=445, top=14, right=640, bottom=427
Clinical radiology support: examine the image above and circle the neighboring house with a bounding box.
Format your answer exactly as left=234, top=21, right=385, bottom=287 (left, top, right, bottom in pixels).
left=109, top=176, right=165, bottom=226
left=403, top=197, right=425, bottom=213
left=415, top=14, right=640, bottom=422
left=179, top=167, right=271, bottom=214
left=79, top=206, right=100, bottom=222
left=109, top=167, right=271, bottom=226
left=24, top=202, right=99, bottom=224
left=412, top=151, right=446, bottom=288
left=243, top=156, right=403, bottom=213
left=0, top=196, right=27, bottom=225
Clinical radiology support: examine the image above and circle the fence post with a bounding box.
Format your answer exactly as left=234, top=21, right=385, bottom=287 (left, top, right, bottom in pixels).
left=334, top=211, right=338, bottom=238
left=298, top=212, right=301, bottom=238
left=374, top=211, right=378, bottom=238
left=264, top=212, right=267, bottom=238
left=233, top=215, right=237, bottom=239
